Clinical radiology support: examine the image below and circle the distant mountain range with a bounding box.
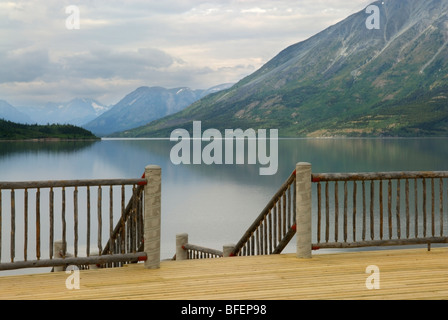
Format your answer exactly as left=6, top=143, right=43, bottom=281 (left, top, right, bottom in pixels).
left=83, top=83, right=233, bottom=136
left=113, top=0, right=448, bottom=138
left=0, top=84, right=233, bottom=137
left=16, top=98, right=110, bottom=126
left=0, top=100, right=34, bottom=124
left=0, top=98, right=110, bottom=126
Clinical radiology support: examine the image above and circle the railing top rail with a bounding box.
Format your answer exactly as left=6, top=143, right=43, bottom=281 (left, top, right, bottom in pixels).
left=183, top=243, right=223, bottom=257
left=0, top=178, right=147, bottom=190
left=312, top=171, right=448, bottom=182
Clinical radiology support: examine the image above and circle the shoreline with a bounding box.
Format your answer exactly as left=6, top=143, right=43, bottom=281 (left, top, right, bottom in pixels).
left=0, top=137, right=100, bottom=142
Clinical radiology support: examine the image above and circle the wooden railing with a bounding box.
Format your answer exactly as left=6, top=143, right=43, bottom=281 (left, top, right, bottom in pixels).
left=182, top=244, right=223, bottom=259
left=231, top=170, right=296, bottom=257
left=173, top=166, right=448, bottom=262
left=0, top=177, right=147, bottom=271
left=311, top=171, right=448, bottom=249
left=101, top=184, right=145, bottom=267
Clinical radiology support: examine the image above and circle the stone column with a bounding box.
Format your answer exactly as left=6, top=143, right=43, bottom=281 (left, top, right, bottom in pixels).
left=176, top=233, right=188, bottom=261
left=144, top=165, right=162, bottom=269
left=223, top=244, right=236, bottom=257
left=296, top=162, right=312, bottom=259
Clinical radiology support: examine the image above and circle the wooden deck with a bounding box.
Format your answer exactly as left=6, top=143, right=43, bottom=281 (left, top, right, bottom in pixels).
left=1, top=247, right=448, bottom=300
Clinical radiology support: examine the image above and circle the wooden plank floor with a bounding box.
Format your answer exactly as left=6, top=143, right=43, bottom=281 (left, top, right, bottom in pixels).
left=1, top=247, right=448, bottom=300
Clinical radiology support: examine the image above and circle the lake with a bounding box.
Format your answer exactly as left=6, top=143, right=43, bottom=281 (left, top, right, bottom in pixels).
left=1, top=137, right=448, bottom=275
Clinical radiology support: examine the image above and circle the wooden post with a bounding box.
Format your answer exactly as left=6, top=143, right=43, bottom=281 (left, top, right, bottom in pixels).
left=296, top=162, right=312, bottom=258
left=176, top=233, right=188, bottom=260
left=223, top=244, right=236, bottom=257
left=144, top=165, right=161, bottom=269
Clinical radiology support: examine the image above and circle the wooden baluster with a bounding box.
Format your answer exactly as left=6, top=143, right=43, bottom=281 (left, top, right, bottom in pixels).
left=273, top=204, right=277, bottom=249
left=423, top=179, right=427, bottom=237
left=405, top=179, right=410, bottom=239
left=61, top=187, right=66, bottom=257
left=344, top=181, right=348, bottom=243
left=353, top=181, right=357, bottom=242
left=431, top=178, right=435, bottom=237
left=317, top=182, right=321, bottom=244
left=325, top=182, right=329, bottom=243
left=98, top=185, right=102, bottom=254
left=263, top=216, right=269, bottom=254
left=362, top=180, right=367, bottom=241
left=121, top=185, right=125, bottom=254
left=282, top=191, right=288, bottom=239
left=87, top=186, right=91, bottom=257
left=414, top=179, right=419, bottom=238
left=387, top=180, right=392, bottom=240
left=288, top=185, right=292, bottom=229
left=268, top=208, right=273, bottom=254
left=379, top=180, right=383, bottom=240
left=277, top=200, right=281, bottom=244
left=10, top=189, right=15, bottom=263
left=396, top=180, right=401, bottom=239
left=49, top=187, right=54, bottom=259
left=74, top=186, right=78, bottom=257
left=24, top=188, right=28, bottom=261
left=0, top=190, right=2, bottom=262
left=36, top=188, right=41, bottom=260
left=440, top=179, right=444, bottom=237
left=370, top=180, right=375, bottom=240
left=109, top=185, right=114, bottom=255
left=335, top=181, right=339, bottom=243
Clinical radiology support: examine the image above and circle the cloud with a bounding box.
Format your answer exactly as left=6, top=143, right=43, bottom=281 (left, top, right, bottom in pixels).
left=0, top=48, right=51, bottom=83
left=0, top=0, right=373, bottom=106
left=57, top=48, right=177, bottom=79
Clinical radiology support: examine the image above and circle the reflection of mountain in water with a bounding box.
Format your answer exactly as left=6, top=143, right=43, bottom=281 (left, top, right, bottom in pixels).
left=0, top=140, right=99, bottom=157
left=2, top=138, right=446, bottom=188
left=98, top=138, right=448, bottom=190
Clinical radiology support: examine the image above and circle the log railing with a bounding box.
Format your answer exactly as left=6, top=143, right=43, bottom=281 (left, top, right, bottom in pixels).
left=182, top=244, right=223, bottom=259
left=230, top=170, right=296, bottom=257
left=101, top=184, right=145, bottom=267
left=0, top=177, right=147, bottom=271
left=311, top=171, right=448, bottom=249
left=173, top=166, right=448, bottom=262
left=174, top=233, right=229, bottom=260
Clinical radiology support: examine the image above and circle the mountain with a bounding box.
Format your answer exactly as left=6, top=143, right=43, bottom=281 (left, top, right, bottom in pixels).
left=84, top=84, right=233, bottom=136
left=114, top=0, right=448, bottom=138
left=17, top=98, right=110, bottom=126
left=0, top=100, right=33, bottom=124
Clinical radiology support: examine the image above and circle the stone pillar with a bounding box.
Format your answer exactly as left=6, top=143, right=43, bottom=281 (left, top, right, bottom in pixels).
left=296, top=162, right=312, bottom=259
left=176, top=233, right=189, bottom=261
left=53, top=240, right=64, bottom=272
left=144, top=165, right=162, bottom=269
left=223, top=244, right=236, bottom=257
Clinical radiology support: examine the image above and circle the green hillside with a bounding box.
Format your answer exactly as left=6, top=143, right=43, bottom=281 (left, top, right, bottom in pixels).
left=112, top=0, right=448, bottom=138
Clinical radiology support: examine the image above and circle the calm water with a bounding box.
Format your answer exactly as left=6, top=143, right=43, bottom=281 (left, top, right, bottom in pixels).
left=1, top=138, right=448, bottom=275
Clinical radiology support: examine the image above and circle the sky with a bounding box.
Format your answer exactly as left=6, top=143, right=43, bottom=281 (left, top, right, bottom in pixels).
left=0, top=0, right=374, bottom=107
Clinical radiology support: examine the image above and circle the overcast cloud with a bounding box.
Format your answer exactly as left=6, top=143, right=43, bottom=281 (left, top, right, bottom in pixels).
left=0, top=0, right=373, bottom=106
